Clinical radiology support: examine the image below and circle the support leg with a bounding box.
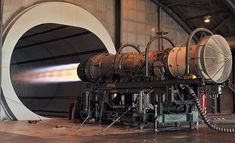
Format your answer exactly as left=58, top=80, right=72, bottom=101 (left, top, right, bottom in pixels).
left=154, top=105, right=158, bottom=132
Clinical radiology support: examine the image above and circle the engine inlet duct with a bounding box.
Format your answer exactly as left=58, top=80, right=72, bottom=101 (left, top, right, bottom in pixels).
left=77, top=28, right=232, bottom=84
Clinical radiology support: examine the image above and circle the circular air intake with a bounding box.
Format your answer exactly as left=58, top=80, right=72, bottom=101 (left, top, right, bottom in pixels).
left=196, top=35, right=232, bottom=83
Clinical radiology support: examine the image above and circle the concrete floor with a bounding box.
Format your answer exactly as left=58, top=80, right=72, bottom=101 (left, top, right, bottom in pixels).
left=0, top=118, right=235, bottom=143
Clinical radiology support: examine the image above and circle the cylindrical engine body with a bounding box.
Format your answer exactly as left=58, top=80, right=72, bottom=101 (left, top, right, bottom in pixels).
left=78, top=53, right=114, bottom=82
left=167, top=35, right=232, bottom=83
left=78, top=52, right=157, bottom=82
left=167, top=47, right=186, bottom=78
left=78, top=35, right=232, bottom=83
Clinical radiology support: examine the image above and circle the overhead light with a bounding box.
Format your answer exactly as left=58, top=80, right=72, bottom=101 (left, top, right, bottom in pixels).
left=203, top=15, right=211, bottom=23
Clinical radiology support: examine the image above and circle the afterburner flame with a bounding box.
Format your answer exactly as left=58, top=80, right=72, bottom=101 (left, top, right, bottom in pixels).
left=12, top=63, right=80, bottom=83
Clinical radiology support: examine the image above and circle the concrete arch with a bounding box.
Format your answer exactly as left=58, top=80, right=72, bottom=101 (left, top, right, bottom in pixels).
left=1, top=2, right=116, bottom=120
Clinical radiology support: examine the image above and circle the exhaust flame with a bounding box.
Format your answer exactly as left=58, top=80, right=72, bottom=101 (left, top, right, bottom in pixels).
left=12, top=63, right=80, bottom=83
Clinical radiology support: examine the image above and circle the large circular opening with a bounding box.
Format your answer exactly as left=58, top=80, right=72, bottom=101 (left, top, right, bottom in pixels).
left=1, top=2, right=115, bottom=120
left=10, top=23, right=107, bottom=117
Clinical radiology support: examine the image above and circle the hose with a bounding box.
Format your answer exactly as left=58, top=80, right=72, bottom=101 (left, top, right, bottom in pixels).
left=185, top=85, right=235, bottom=133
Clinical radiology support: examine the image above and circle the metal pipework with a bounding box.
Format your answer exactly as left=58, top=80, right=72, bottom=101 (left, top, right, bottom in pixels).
left=114, top=44, right=140, bottom=72
left=185, top=28, right=213, bottom=76
left=157, top=6, right=162, bottom=52
left=145, top=35, right=175, bottom=77
left=117, top=44, right=141, bottom=54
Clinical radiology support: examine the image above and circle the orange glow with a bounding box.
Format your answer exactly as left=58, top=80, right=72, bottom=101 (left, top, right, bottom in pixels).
left=203, top=15, right=211, bottom=23
left=12, top=63, right=80, bottom=83
left=151, top=27, right=156, bottom=33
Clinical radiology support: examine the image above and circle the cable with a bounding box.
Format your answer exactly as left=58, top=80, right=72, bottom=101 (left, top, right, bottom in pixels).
left=102, top=106, right=133, bottom=133
left=185, top=85, right=235, bottom=133
left=77, top=108, right=96, bottom=130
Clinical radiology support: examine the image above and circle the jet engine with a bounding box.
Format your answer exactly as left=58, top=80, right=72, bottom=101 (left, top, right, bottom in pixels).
left=78, top=35, right=232, bottom=84
left=75, top=28, right=234, bottom=133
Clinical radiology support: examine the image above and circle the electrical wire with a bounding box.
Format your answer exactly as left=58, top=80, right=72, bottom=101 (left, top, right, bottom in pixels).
left=77, top=108, right=96, bottom=130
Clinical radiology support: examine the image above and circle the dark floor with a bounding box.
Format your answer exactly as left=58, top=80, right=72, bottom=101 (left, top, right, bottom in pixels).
left=0, top=118, right=235, bottom=143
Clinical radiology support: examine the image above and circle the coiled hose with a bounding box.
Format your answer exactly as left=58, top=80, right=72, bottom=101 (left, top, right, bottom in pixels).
left=185, top=85, right=235, bottom=133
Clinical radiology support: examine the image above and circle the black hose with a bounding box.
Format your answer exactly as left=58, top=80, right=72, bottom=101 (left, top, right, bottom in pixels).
left=185, top=85, right=235, bottom=133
